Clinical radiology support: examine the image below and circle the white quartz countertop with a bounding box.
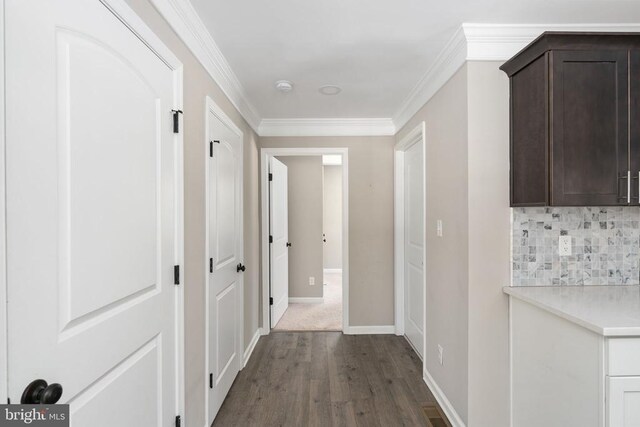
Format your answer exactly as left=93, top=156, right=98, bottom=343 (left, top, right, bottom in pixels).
left=504, top=285, right=640, bottom=336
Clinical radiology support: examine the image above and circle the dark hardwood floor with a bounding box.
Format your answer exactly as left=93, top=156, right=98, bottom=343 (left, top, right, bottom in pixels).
left=212, top=332, right=436, bottom=427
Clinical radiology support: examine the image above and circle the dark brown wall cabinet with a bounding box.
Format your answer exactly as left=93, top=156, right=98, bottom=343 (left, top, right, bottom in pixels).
left=500, top=33, right=640, bottom=206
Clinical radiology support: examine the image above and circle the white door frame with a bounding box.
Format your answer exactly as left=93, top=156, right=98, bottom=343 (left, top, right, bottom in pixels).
left=260, top=147, right=349, bottom=334
left=0, top=0, right=7, bottom=405
left=204, top=96, right=244, bottom=426
left=0, top=0, right=186, bottom=418
left=394, top=122, right=426, bottom=360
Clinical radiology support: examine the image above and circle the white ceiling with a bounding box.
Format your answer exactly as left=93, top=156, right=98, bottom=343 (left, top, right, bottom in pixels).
left=188, top=0, right=640, bottom=121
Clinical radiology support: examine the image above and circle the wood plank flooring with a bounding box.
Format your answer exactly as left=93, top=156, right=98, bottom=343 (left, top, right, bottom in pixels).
left=212, top=332, right=436, bottom=427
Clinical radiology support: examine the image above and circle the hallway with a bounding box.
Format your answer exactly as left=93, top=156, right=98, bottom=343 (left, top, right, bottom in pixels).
left=212, top=332, right=435, bottom=426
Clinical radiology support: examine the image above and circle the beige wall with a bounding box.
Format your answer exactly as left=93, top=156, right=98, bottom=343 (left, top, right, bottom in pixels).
left=323, top=165, right=343, bottom=270
left=466, top=61, right=510, bottom=427
left=396, top=62, right=511, bottom=426
left=398, top=65, right=470, bottom=423
left=124, top=2, right=261, bottom=426
left=277, top=156, right=324, bottom=298
left=261, top=137, right=395, bottom=326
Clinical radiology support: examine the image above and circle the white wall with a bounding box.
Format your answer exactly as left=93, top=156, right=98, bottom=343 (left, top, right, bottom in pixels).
left=323, top=165, right=343, bottom=270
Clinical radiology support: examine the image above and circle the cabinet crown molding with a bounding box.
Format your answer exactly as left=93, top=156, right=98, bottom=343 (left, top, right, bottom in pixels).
left=393, top=23, right=640, bottom=132
left=500, top=30, right=640, bottom=76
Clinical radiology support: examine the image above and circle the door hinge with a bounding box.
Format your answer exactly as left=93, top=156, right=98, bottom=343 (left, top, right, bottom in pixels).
left=209, top=373, right=213, bottom=389
left=269, top=297, right=274, bottom=306
left=171, top=109, right=183, bottom=133
left=269, top=235, right=273, bottom=244
left=174, top=265, right=180, bottom=285
left=210, top=140, right=220, bottom=157
left=209, top=258, right=213, bottom=273
left=268, top=173, right=273, bottom=181
left=175, top=415, right=181, bottom=427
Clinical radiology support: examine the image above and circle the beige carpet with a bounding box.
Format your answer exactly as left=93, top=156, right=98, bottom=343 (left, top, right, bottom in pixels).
left=273, top=272, right=342, bottom=331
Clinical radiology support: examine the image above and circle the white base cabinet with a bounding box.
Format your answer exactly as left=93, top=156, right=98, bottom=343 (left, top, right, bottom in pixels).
left=608, top=376, right=640, bottom=427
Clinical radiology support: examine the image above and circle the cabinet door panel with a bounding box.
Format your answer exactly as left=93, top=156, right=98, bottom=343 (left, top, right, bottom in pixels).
left=551, top=50, right=629, bottom=206
left=631, top=51, right=640, bottom=203
left=607, top=376, right=640, bottom=427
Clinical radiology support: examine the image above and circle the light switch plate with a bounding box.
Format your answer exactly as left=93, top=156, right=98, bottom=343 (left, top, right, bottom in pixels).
left=437, top=220, right=443, bottom=237
left=309, top=276, right=315, bottom=286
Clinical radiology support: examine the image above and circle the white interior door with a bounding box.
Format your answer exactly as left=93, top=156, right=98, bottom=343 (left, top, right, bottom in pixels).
left=404, top=142, right=425, bottom=359
left=207, top=106, right=244, bottom=424
left=5, top=0, right=181, bottom=425
left=270, top=158, right=289, bottom=328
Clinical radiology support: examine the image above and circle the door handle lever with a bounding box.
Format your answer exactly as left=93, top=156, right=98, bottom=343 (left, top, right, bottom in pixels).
left=236, top=263, right=246, bottom=273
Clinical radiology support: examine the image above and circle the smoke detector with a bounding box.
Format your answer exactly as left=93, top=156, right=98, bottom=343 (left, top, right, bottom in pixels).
left=275, top=80, right=294, bottom=93
left=319, top=85, right=342, bottom=95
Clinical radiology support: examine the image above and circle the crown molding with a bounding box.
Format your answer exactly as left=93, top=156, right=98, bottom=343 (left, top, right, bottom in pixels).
left=150, top=0, right=396, bottom=137
left=150, top=0, right=261, bottom=132
left=392, top=26, right=468, bottom=133
left=393, top=23, right=640, bottom=132
left=463, top=23, right=640, bottom=60
left=259, top=118, right=396, bottom=137
left=140, top=6, right=640, bottom=137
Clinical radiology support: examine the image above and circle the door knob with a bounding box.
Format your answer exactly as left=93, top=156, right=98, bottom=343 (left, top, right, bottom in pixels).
left=21, top=379, right=63, bottom=404
left=286, top=242, right=292, bottom=247
left=236, top=263, right=246, bottom=272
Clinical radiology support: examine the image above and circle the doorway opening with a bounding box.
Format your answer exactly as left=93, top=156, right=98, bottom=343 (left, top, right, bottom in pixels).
left=260, top=148, right=349, bottom=333
left=272, top=155, right=343, bottom=331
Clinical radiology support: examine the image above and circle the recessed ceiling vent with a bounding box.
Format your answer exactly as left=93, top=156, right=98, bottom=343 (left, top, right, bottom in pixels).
left=319, top=85, right=342, bottom=95
left=275, top=80, right=293, bottom=93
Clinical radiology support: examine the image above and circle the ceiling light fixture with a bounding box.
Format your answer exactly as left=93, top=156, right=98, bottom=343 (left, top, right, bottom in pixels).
left=275, top=80, right=293, bottom=93
left=319, top=85, right=342, bottom=95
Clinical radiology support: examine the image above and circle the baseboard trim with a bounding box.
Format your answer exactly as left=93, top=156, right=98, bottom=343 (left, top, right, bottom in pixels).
left=243, top=329, right=261, bottom=368
left=423, top=369, right=466, bottom=427
left=288, top=297, right=324, bottom=304
left=344, top=325, right=395, bottom=335
left=323, top=268, right=342, bottom=274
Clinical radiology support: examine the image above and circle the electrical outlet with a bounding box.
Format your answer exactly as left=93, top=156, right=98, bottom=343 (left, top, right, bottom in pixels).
left=309, top=276, right=315, bottom=286
left=437, top=220, right=443, bottom=237
left=438, top=345, right=444, bottom=365
left=559, top=236, right=572, bottom=256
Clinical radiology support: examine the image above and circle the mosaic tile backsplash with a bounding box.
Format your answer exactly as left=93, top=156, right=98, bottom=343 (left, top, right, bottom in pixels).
left=512, top=207, right=640, bottom=286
